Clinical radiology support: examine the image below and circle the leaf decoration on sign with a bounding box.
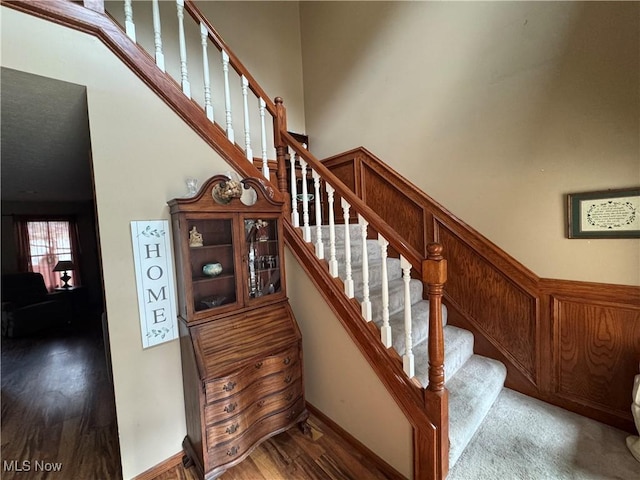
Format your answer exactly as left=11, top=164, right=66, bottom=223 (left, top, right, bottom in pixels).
left=147, top=327, right=170, bottom=339
left=139, top=225, right=166, bottom=238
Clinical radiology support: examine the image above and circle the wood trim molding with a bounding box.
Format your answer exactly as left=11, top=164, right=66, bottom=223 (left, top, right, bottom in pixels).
left=323, top=146, right=640, bottom=433
left=306, top=403, right=407, bottom=480
left=284, top=223, right=444, bottom=479
left=131, top=451, right=183, bottom=480
left=1, top=0, right=270, bottom=193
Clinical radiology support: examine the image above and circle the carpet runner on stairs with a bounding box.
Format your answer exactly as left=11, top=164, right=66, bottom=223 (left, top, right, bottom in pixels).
left=309, top=224, right=507, bottom=468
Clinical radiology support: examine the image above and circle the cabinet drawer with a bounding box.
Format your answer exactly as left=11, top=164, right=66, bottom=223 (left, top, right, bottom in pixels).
left=205, top=380, right=302, bottom=439
left=204, top=345, right=300, bottom=403
left=206, top=396, right=306, bottom=465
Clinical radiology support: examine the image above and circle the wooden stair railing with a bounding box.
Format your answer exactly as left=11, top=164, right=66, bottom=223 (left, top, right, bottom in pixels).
left=3, top=1, right=451, bottom=478
left=322, top=147, right=640, bottom=434
left=279, top=130, right=450, bottom=479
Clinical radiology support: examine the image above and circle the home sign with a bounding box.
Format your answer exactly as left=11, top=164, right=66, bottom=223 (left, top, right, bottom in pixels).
left=130, top=220, right=178, bottom=348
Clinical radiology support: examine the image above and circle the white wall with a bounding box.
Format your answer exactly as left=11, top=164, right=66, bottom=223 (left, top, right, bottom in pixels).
left=285, top=249, right=413, bottom=478
left=300, top=1, right=640, bottom=286
left=1, top=5, right=305, bottom=478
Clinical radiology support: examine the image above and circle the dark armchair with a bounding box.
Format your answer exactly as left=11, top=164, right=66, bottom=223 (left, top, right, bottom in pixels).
left=1, top=272, right=66, bottom=337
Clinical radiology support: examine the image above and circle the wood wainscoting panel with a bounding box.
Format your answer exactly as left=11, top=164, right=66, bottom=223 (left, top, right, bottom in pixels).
left=437, top=224, right=538, bottom=383
left=361, top=163, right=426, bottom=255
left=324, top=158, right=357, bottom=195
left=553, top=297, right=640, bottom=422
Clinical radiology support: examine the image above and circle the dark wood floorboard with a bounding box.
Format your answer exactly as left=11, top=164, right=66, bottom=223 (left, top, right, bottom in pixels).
left=1, top=319, right=122, bottom=480
left=2, top=320, right=396, bottom=480
left=159, top=414, right=394, bottom=480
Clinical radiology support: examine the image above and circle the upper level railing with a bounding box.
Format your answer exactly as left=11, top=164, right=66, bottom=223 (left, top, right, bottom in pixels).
left=102, top=0, right=445, bottom=387
left=5, top=1, right=450, bottom=477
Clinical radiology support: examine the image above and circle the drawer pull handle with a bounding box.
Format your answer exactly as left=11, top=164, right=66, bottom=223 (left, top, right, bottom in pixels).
left=227, top=446, right=239, bottom=456
left=255, top=362, right=263, bottom=369
left=284, top=375, right=292, bottom=384
left=257, top=400, right=265, bottom=408
left=226, top=423, right=239, bottom=434
left=283, top=357, right=291, bottom=365
left=285, top=393, right=293, bottom=401
left=224, top=402, right=237, bottom=413
left=222, top=381, right=236, bottom=392
left=287, top=409, right=297, bottom=420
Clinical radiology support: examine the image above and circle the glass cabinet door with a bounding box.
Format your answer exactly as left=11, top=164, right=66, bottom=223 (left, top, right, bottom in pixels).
left=187, top=218, right=236, bottom=313
left=244, top=217, right=281, bottom=300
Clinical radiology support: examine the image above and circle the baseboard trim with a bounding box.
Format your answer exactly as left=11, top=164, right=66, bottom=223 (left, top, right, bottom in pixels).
left=131, top=406, right=405, bottom=480
left=306, top=402, right=407, bottom=480
left=131, top=451, right=183, bottom=480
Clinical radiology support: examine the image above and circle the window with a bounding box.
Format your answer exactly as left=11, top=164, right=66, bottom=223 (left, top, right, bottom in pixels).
left=15, top=218, right=81, bottom=291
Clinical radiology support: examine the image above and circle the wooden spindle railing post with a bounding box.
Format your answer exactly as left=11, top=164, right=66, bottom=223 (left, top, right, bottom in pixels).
left=422, top=242, right=449, bottom=479
left=273, top=97, right=288, bottom=195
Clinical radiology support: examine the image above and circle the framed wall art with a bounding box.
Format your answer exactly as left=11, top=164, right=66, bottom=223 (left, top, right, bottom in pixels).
left=567, top=187, right=640, bottom=239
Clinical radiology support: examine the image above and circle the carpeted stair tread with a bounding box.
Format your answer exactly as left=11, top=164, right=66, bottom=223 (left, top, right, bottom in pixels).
left=413, top=325, right=474, bottom=387
left=300, top=223, right=508, bottom=471
left=446, top=355, right=507, bottom=469
left=374, top=300, right=449, bottom=355
left=343, top=258, right=403, bottom=290
left=333, top=239, right=382, bottom=266
left=365, top=278, right=423, bottom=319
left=311, top=224, right=362, bottom=243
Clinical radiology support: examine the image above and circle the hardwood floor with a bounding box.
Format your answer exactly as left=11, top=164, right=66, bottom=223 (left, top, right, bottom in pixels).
left=154, top=413, right=396, bottom=480
left=2, top=321, right=398, bottom=480
left=1, top=319, right=122, bottom=480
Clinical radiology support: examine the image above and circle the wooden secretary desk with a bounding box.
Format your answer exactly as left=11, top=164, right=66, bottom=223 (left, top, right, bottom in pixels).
left=168, top=175, right=308, bottom=479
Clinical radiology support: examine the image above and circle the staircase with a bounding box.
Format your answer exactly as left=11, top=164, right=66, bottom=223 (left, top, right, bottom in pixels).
left=1, top=1, right=511, bottom=477
left=309, top=223, right=506, bottom=468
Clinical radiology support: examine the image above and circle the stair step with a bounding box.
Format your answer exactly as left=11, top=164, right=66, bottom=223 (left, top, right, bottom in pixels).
left=365, top=277, right=423, bottom=319
left=413, top=325, right=474, bottom=386
left=310, top=223, right=362, bottom=244
left=445, top=355, right=507, bottom=468
left=333, top=239, right=382, bottom=266
left=346, top=258, right=403, bottom=293
left=371, top=300, right=449, bottom=355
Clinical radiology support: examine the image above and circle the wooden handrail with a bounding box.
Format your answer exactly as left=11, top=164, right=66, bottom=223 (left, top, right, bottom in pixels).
left=182, top=1, right=277, bottom=117
left=5, top=3, right=450, bottom=476
left=2, top=0, right=271, bottom=189
left=322, top=146, right=640, bottom=434
left=281, top=131, right=424, bottom=274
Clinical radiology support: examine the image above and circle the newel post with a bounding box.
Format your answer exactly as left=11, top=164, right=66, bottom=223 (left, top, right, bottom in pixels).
left=422, top=242, right=449, bottom=479
left=424, top=243, right=446, bottom=391
left=273, top=97, right=289, bottom=196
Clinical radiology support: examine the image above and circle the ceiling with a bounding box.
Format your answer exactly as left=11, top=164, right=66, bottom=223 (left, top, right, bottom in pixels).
left=1, top=68, right=93, bottom=203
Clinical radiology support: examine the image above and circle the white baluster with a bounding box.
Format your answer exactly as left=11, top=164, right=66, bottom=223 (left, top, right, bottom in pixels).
left=199, top=22, right=213, bottom=122
left=152, top=0, right=165, bottom=72
left=342, top=199, right=354, bottom=298
left=312, top=170, right=324, bottom=260
left=290, top=152, right=299, bottom=227
left=221, top=51, right=234, bottom=143
left=176, top=0, right=191, bottom=98
left=124, top=0, right=136, bottom=41
left=378, top=235, right=391, bottom=347
left=300, top=159, right=311, bottom=242
left=241, top=76, right=253, bottom=160
left=359, top=215, right=371, bottom=321
left=326, top=184, right=338, bottom=277
left=259, top=99, right=269, bottom=179
left=401, top=255, right=414, bottom=378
